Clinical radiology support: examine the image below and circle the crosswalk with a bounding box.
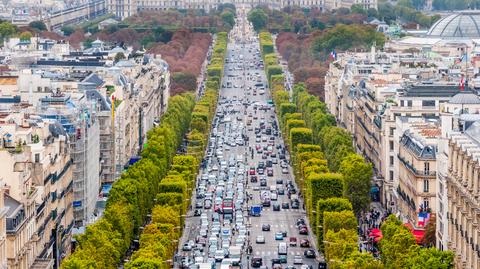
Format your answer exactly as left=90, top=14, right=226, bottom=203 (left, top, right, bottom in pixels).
left=254, top=251, right=303, bottom=256
left=253, top=224, right=295, bottom=228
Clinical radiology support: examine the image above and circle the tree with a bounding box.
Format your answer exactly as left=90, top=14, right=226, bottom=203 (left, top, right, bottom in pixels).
left=248, top=8, right=268, bottom=32
left=351, top=4, right=367, bottom=15
left=61, top=25, right=75, bottom=36
left=421, top=214, right=436, bottom=247
left=380, top=215, right=417, bottom=268
left=323, top=210, right=357, bottom=236
left=404, top=247, right=454, bottom=268
left=28, top=20, right=47, bottom=31
left=221, top=11, right=235, bottom=28
left=114, top=52, right=126, bottom=62
left=316, top=198, right=352, bottom=245
left=19, top=31, right=32, bottom=41
left=0, top=22, right=16, bottom=39
left=339, top=153, right=372, bottom=216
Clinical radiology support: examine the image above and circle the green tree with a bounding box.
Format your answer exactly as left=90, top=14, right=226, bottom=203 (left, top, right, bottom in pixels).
left=248, top=8, right=268, bottom=32
left=28, top=20, right=47, bottom=31
left=351, top=4, right=367, bottom=15
left=221, top=11, right=235, bottom=28
left=19, top=31, right=32, bottom=41
left=114, top=52, right=126, bottom=63
left=339, top=153, right=372, bottom=216
left=405, top=247, right=454, bottom=268
left=61, top=25, right=75, bottom=36
left=0, top=22, right=16, bottom=40
left=380, top=215, right=417, bottom=268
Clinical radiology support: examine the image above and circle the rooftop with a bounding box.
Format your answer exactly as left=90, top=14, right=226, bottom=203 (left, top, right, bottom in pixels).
left=427, top=11, right=480, bottom=39
left=399, top=84, right=460, bottom=98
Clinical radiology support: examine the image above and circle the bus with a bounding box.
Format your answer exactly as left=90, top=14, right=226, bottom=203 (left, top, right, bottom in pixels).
left=222, top=198, right=234, bottom=214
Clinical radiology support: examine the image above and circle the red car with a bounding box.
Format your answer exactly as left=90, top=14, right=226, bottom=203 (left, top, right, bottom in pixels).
left=299, top=226, right=308, bottom=235
left=249, top=167, right=256, bottom=175
left=289, top=237, right=297, bottom=246
left=300, top=239, right=310, bottom=248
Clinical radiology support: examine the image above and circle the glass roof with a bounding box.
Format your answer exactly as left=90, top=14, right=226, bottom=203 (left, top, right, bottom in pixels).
left=427, top=11, right=480, bottom=38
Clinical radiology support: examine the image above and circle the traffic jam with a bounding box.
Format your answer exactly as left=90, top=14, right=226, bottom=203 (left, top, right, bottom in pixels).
left=178, top=15, right=318, bottom=269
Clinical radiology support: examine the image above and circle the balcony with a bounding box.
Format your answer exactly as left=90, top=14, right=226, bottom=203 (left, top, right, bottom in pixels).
left=398, top=154, right=436, bottom=178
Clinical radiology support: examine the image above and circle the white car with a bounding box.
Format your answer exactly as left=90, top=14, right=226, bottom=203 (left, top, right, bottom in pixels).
left=294, top=256, right=303, bottom=264
left=256, top=235, right=265, bottom=244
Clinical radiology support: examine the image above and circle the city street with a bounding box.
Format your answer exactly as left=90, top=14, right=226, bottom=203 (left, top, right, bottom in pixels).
left=176, top=10, right=318, bottom=269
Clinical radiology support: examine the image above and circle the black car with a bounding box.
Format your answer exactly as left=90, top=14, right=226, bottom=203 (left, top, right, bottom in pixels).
left=279, top=154, right=285, bottom=160
left=281, top=202, right=289, bottom=209
left=277, top=188, right=285, bottom=195
left=291, top=201, right=300, bottom=209
left=296, top=218, right=306, bottom=226
left=260, top=179, right=267, bottom=186
left=262, top=224, right=271, bottom=231
left=194, top=209, right=202, bottom=216
left=252, top=257, right=263, bottom=267
left=273, top=204, right=280, bottom=211
left=304, top=249, right=316, bottom=258
left=271, top=258, right=281, bottom=266
left=281, top=231, right=287, bottom=237
left=276, top=179, right=283, bottom=184
left=251, top=175, right=258, bottom=183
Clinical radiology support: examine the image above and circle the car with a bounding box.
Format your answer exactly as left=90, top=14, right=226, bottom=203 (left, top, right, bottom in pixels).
left=262, top=224, right=271, bottom=231
left=272, top=265, right=282, bottom=269
left=204, top=200, right=212, bottom=209
left=278, top=188, right=285, bottom=195
left=273, top=204, right=280, bottom=211
left=251, top=257, right=263, bottom=267
left=260, top=179, right=267, bottom=187
left=296, top=218, right=306, bottom=226
left=282, top=168, right=289, bottom=174
left=289, top=237, right=297, bottom=246
left=195, top=201, right=203, bottom=208
left=291, top=201, right=300, bottom=209
left=293, top=256, right=303, bottom=264
left=258, top=168, right=264, bottom=175
left=256, top=235, right=266, bottom=244
left=271, top=258, right=281, bottom=266
left=182, top=243, right=192, bottom=251
left=299, top=226, right=308, bottom=235
left=304, top=249, right=316, bottom=258
left=278, top=255, right=287, bottom=264
left=281, top=202, right=289, bottom=209
left=214, top=249, right=225, bottom=262
left=300, top=265, right=313, bottom=269
left=251, top=175, right=258, bottom=182
left=275, top=232, right=284, bottom=240
left=276, top=179, right=283, bottom=184
left=267, top=168, right=274, bottom=177
left=300, top=239, right=310, bottom=248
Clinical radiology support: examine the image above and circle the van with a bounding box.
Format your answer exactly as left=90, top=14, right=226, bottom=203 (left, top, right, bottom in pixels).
left=278, top=242, right=288, bottom=255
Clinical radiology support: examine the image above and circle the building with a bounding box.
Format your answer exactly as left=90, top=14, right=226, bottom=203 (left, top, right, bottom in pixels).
left=395, top=118, right=439, bottom=233
left=0, top=185, right=7, bottom=269
left=108, top=0, right=377, bottom=20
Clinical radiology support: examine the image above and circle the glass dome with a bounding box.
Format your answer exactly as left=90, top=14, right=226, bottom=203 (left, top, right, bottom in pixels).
left=427, top=11, right=480, bottom=38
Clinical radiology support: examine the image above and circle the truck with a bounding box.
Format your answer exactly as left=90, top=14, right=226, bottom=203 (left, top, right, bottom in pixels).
left=250, top=205, right=262, bottom=216
left=222, top=198, right=234, bottom=214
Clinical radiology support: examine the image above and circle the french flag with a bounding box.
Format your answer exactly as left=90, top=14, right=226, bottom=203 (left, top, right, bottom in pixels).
left=330, top=50, right=337, bottom=61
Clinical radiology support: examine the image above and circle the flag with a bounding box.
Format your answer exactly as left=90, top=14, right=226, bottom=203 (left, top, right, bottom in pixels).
left=455, top=53, right=467, bottom=64
left=460, top=75, right=465, bottom=91
left=330, top=50, right=337, bottom=60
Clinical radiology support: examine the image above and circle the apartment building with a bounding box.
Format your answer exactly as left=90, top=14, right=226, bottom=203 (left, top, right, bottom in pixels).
left=395, top=118, right=438, bottom=233
left=0, top=186, right=7, bottom=269
left=0, top=112, right=73, bottom=268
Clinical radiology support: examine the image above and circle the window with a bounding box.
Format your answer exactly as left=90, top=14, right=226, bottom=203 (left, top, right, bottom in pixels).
left=35, top=153, right=40, bottom=163
left=423, top=198, right=429, bottom=209
left=439, top=201, right=444, bottom=213
left=390, top=127, right=394, bottom=136
left=400, top=100, right=404, bottom=106
left=422, top=100, right=436, bottom=107
left=407, top=100, right=412, bottom=107
left=423, top=179, right=429, bottom=192
left=389, top=171, right=394, bottom=181
left=439, top=182, right=443, bottom=195
left=424, top=162, right=430, bottom=174
left=390, top=156, right=394, bottom=166
left=389, top=141, right=394, bottom=151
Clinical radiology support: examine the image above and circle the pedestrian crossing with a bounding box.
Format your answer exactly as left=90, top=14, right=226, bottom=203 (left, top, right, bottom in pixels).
left=254, top=251, right=303, bottom=256
left=254, top=224, right=295, bottom=228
